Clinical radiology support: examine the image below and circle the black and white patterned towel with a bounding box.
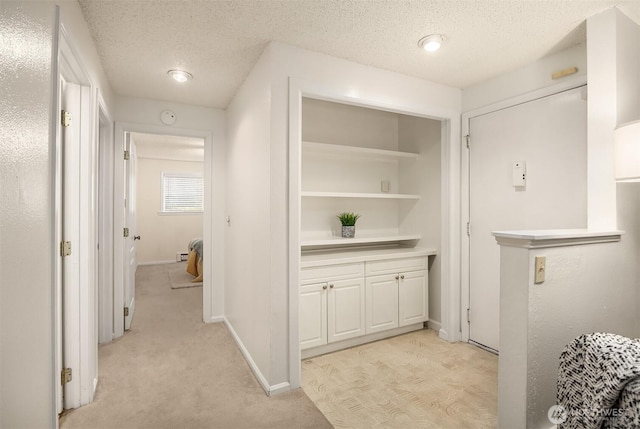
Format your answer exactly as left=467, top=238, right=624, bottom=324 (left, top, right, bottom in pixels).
left=558, top=333, right=640, bottom=428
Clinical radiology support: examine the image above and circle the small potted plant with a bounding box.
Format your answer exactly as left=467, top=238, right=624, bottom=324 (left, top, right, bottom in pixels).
left=336, top=212, right=361, bottom=238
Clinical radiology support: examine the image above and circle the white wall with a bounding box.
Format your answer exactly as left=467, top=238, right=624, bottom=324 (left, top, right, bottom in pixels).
left=398, top=115, right=442, bottom=325
left=136, top=158, right=203, bottom=264
left=1, top=0, right=117, bottom=425
left=462, top=43, right=587, bottom=113
left=0, top=3, right=57, bottom=426
left=115, top=96, right=226, bottom=320
left=225, top=47, right=274, bottom=386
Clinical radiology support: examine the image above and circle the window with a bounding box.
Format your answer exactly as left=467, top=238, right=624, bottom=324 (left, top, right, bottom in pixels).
left=161, top=172, right=203, bottom=214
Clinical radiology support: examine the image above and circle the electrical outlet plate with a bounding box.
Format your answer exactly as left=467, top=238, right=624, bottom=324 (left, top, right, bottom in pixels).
left=535, top=256, right=546, bottom=284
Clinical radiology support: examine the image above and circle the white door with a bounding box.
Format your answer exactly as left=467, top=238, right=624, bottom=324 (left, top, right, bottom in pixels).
left=123, top=134, right=138, bottom=330
left=300, top=283, right=328, bottom=350
left=468, top=86, right=588, bottom=351
left=327, top=278, right=365, bottom=343
left=61, top=78, right=82, bottom=409
left=365, top=274, right=399, bottom=334
left=398, top=270, right=428, bottom=327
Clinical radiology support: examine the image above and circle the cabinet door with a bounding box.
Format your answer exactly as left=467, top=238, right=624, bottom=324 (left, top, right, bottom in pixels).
left=365, top=274, right=398, bottom=334
left=327, top=278, right=365, bottom=343
left=399, top=270, right=428, bottom=327
left=300, top=283, right=327, bottom=350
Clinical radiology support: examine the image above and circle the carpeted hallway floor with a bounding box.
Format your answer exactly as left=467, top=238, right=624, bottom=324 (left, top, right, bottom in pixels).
left=59, top=263, right=331, bottom=429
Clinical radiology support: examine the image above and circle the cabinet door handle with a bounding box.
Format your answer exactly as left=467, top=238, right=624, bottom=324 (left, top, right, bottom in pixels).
left=400, top=274, right=405, bottom=280
left=322, top=284, right=328, bottom=290
left=329, top=284, right=334, bottom=289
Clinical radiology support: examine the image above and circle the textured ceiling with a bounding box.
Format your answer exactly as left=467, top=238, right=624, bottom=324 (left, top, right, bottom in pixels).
left=78, top=0, right=640, bottom=109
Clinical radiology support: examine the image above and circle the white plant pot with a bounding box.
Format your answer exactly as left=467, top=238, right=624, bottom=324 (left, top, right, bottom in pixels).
left=341, top=225, right=355, bottom=238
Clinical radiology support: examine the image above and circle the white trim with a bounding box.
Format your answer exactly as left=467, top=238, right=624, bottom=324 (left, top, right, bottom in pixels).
left=288, top=77, right=460, bottom=391
left=269, top=383, right=292, bottom=396
left=97, top=89, right=114, bottom=345
left=493, top=229, right=622, bottom=249
left=223, top=318, right=291, bottom=396
left=138, top=260, right=177, bottom=266
left=114, top=122, right=215, bottom=338
left=301, top=323, right=425, bottom=359
left=460, top=78, right=588, bottom=343
left=57, top=22, right=98, bottom=411
left=210, top=316, right=225, bottom=323
left=427, top=319, right=441, bottom=332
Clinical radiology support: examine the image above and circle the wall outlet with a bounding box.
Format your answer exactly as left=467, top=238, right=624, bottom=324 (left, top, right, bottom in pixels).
left=534, top=256, right=546, bottom=284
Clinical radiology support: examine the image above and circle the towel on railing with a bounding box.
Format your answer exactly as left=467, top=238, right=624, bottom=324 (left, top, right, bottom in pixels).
left=557, top=332, right=640, bottom=428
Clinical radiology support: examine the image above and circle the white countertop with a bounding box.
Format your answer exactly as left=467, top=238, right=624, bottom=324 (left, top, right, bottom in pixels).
left=492, top=229, right=623, bottom=249
left=301, top=245, right=437, bottom=268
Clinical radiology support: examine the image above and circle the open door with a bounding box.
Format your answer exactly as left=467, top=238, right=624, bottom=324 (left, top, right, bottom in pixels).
left=123, top=134, right=138, bottom=330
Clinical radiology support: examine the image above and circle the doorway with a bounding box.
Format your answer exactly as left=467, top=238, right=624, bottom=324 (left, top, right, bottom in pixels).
left=465, top=85, right=588, bottom=352
left=108, top=123, right=215, bottom=340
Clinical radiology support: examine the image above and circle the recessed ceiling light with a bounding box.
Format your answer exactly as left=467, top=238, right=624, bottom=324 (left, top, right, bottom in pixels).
left=167, top=69, right=193, bottom=83
left=418, top=34, right=445, bottom=52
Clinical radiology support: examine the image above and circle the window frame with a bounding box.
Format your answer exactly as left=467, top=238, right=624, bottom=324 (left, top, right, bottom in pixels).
left=159, top=171, right=204, bottom=215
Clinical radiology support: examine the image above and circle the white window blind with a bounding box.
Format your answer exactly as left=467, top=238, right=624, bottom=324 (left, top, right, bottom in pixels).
left=161, top=172, right=203, bottom=213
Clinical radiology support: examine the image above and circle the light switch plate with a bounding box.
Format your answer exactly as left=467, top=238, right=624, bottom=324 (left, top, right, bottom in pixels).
left=535, top=256, right=546, bottom=284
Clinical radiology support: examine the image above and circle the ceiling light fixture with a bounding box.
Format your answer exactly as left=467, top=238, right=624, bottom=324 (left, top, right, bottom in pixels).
left=418, top=34, right=445, bottom=52
left=167, top=69, right=193, bottom=83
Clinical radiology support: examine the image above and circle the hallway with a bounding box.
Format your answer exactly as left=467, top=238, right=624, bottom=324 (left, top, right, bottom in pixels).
left=59, top=263, right=330, bottom=428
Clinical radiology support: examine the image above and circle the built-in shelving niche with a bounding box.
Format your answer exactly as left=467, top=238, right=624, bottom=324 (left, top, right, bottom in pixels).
left=300, top=97, right=441, bottom=251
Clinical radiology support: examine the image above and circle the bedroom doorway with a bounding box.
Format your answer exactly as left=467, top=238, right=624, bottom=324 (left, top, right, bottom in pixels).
left=107, top=122, right=214, bottom=342
left=132, top=132, right=205, bottom=282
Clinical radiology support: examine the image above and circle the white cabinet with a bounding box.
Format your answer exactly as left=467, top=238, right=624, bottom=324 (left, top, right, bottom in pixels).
left=299, top=263, right=366, bottom=351
left=365, top=273, right=399, bottom=333
left=398, top=270, right=428, bottom=327
left=327, top=278, right=366, bottom=343
left=365, top=258, right=428, bottom=334
left=299, top=282, right=327, bottom=350
left=301, top=252, right=431, bottom=354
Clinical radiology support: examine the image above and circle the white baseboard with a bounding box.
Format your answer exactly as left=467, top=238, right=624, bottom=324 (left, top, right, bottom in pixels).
left=138, top=260, right=176, bottom=266
left=427, top=319, right=441, bottom=332
left=269, top=382, right=291, bottom=396
left=209, top=315, right=224, bottom=323
left=224, top=317, right=279, bottom=396
left=439, top=328, right=449, bottom=341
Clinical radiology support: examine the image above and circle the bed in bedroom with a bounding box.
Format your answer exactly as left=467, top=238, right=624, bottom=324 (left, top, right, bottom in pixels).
left=186, top=238, right=203, bottom=282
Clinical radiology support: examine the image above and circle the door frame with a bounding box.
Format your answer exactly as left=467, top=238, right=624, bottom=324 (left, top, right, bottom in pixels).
left=56, top=22, right=99, bottom=410
left=288, top=77, right=461, bottom=389
left=97, top=91, right=114, bottom=344
left=460, top=76, right=587, bottom=343
left=112, top=122, right=214, bottom=338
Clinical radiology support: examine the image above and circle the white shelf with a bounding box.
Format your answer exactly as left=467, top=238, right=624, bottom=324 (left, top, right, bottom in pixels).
left=303, top=141, right=419, bottom=160
left=301, top=233, right=421, bottom=248
left=301, top=191, right=420, bottom=200
left=301, top=245, right=437, bottom=267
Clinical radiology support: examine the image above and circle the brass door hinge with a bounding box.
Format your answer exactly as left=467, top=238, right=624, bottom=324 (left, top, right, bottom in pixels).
left=60, top=241, right=72, bottom=257
left=61, top=367, right=72, bottom=385
left=124, top=307, right=129, bottom=317
left=123, top=228, right=129, bottom=238
left=124, top=150, right=130, bottom=160
left=61, top=110, right=71, bottom=128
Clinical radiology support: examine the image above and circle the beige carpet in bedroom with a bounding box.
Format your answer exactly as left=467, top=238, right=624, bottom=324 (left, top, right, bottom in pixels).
left=168, top=261, right=202, bottom=289
left=59, top=263, right=331, bottom=429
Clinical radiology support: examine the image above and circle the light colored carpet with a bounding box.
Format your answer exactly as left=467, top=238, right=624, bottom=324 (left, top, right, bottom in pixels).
left=302, top=329, right=498, bottom=428
left=168, top=261, right=202, bottom=289
left=59, top=263, right=331, bottom=429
